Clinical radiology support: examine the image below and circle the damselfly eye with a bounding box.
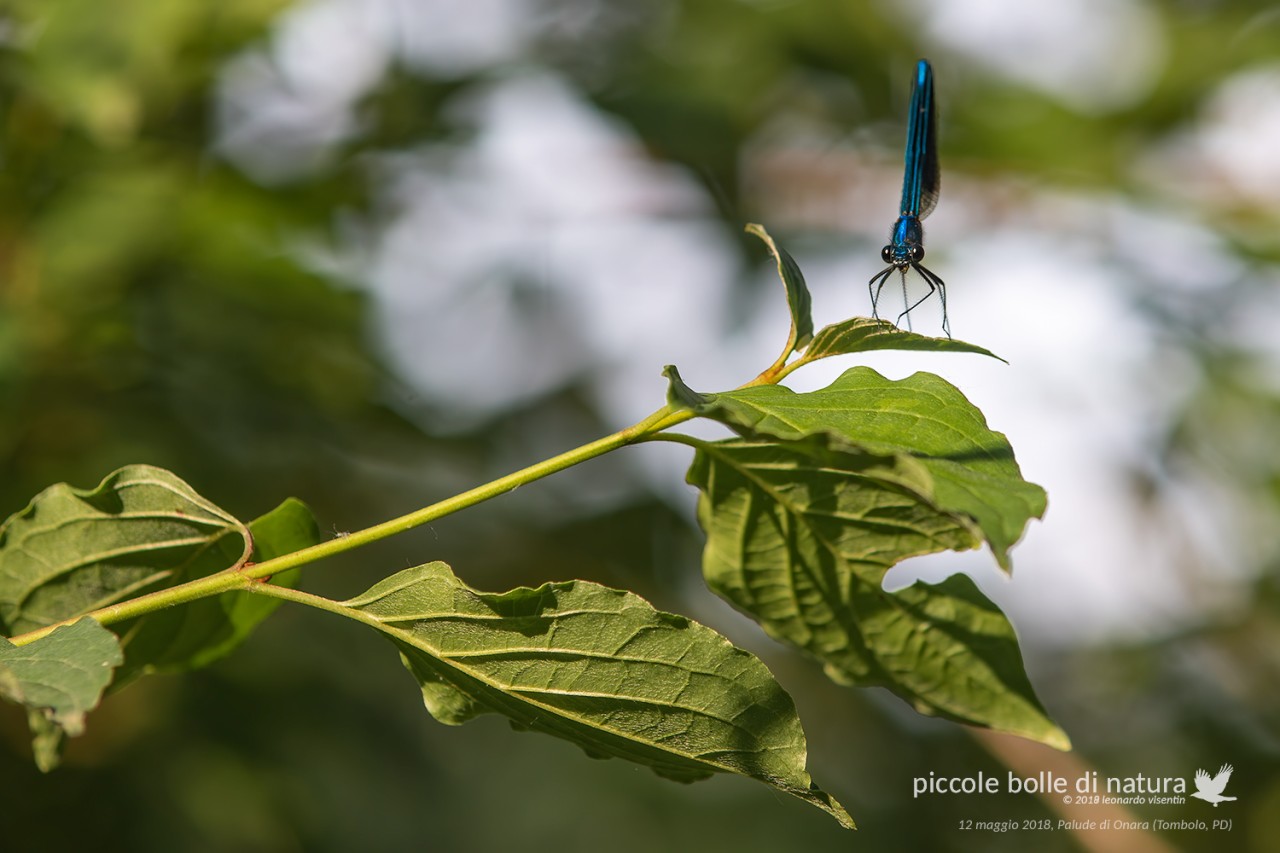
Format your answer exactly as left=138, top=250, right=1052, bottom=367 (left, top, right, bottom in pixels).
left=881, top=246, right=894, bottom=263
left=908, top=245, right=925, bottom=262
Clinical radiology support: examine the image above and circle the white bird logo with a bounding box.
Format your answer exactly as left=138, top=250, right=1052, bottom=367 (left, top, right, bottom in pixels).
left=1191, top=764, right=1237, bottom=806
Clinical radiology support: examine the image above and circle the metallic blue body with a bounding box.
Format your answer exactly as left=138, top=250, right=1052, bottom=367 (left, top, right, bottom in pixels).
left=870, top=59, right=949, bottom=337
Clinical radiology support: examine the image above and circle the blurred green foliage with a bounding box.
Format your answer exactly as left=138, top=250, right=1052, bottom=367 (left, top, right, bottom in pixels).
left=0, top=0, right=400, bottom=509
left=2, top=0, right=1280, bottom=851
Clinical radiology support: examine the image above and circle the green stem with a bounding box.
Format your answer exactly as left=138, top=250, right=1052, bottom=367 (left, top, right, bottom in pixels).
left=244, top=580, right=379, bottom=625
left=771, top=352, right=811, bottom=384
left=638, top=432, right=707, bottom=451
left=9, top=403, right=692, bottom=647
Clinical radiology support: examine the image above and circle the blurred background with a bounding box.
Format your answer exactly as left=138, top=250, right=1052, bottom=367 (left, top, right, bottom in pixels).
left=2, top=0, right=1279, bottom=850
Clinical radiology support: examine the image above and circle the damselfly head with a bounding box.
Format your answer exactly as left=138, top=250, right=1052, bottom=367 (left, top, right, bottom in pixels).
left=880, top=243, right=925, bottom=268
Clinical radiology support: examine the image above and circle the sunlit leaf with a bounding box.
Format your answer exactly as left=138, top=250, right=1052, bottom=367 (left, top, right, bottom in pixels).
left=804, top=317, right=1004, bottom=362
left=671, top=366, right=1045, bottom=568
left=338, top=561, right=854, bottom=828
left=0, top=617, right=123, bottom=771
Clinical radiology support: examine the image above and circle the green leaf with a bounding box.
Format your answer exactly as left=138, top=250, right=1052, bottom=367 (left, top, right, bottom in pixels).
left=663, top=364, right=712, bottom=411
left=0, top=464, right=251, bottom=636
left=28, top=710, right=67, bottom=773
left=671, top=367, right=1046, bottom=568
left=875, top=574, right=1067, bottom=748
left=0, top=617, right=124, bottom=771
left=685, top=437, right=1066, bottom=748
left=114, top=498, right=319, bottom=680
left=0, top=466, right=319, bottom=680
left=689, top=436, right=981, bottom=589
left=746, top=223, right=813, bottom=356
left=668, top=367, right=1062, bottom=746
left=337, top=562, right=854, bottom=828
left=804, top=317, right=1005, bottom=362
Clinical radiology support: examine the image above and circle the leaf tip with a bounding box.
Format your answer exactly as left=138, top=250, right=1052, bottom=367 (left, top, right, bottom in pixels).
left=742, top=224, right=813, bottom=353
left=1040, top=726, right=1073, bottom=752
left=663, top=365, right=711, bottom=412
left=790, top=783, right=857, bottom=830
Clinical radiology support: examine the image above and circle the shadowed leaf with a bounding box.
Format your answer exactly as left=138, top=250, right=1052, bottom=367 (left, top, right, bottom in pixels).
left=0, top=465, right=250, bottom=636
left=114, top=498, right=319, bottom=681
left=0, top=467, right=319, bottom=681
left=0, top=617, right=123, bottom=771
left=746, top=223, right=813, bottom=357
left=337, top=561, right=854, bottom=828
left=686, top=436, right=1065, bottom=748
left=667, top=368, right=1061, bottom=747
